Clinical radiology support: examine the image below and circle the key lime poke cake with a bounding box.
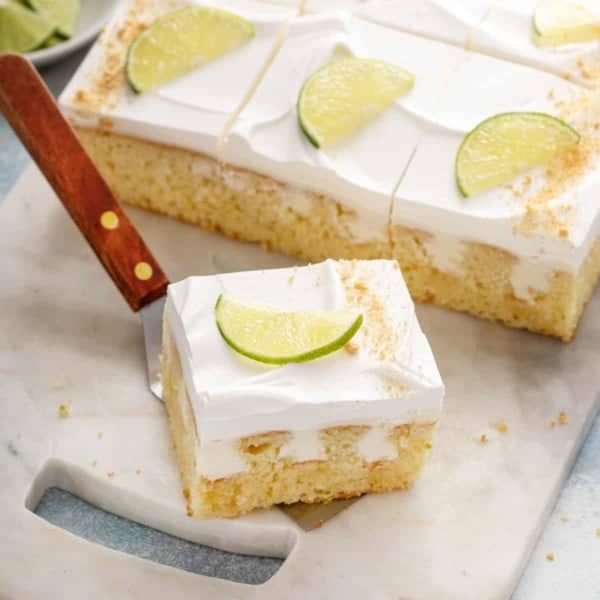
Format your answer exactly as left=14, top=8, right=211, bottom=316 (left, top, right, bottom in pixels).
left=161, top=259, right=443, bottom=518
left=60, top=0, right=600, bottom=341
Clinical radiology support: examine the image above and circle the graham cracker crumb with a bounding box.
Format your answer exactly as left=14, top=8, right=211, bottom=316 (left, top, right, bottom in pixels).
left=97, top=432, right=104, bottom=440
left=479, top=434, right=488, bottom=445
left=559, top=411, right=569, bottom=425
left=425, top=441, right=433, bottom=449
left=344, top=341, right=360, bottom=355
left=492, top=420, right=509, bottom=434
left=107, top=471, right=115, bottom=478
left=71, top=0, right=178, bottom=111
left=595, top=528, right=600, bottom=537
left=550, top=420, right=557, bottom=428
left=98, top=116, right=115, bottom=130
left=136, top=469, right=142, bottom=475
left=58, top=404, right=70, bottom=418
left=546, top=552, right=556, bottom=562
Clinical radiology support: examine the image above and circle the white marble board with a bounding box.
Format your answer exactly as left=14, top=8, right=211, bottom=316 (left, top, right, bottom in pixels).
left=1, top=165, right=599, bottom=599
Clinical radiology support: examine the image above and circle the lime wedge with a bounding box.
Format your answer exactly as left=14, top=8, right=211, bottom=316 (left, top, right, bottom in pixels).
left=126, top=6, right=255, bottom=94
left=533, top=0, right=600, bottom=46
left=455, top=112, right=580, bottom=198
left=215, top=294, right=363, bottom=365
left=0, top=0, right=54, bottom=53
left=27, top=0, right=80, bottom=38
left=297, top=57, right=414, bottom=148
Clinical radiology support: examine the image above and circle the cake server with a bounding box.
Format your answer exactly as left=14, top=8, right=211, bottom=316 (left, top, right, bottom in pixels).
left=0, top=53, right=358, bottom=530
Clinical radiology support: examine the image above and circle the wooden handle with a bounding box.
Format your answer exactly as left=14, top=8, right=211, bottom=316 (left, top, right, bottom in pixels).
left=0, top=53, right=169, bottom=311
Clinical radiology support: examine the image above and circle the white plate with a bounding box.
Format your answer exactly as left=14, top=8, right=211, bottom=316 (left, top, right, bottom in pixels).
left=26, top=0, right=120, bottom=68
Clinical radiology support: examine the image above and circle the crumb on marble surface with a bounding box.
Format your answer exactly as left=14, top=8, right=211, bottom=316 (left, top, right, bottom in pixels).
left=136, top=469, right=142, bottom=475
left=546, top=552, right=556, bottom=562
left=596, top=528, right=600, bottom=537
left=492, top=421, right=509, bottom=434
left=97, top=432, right=103, bottom=440
left=7, top=441, right=18, bottom=456
left=479, top=434, right=488, bottom=445
left=559, top=411, right=569, bottom=425
left=560, top=513, right=569, bottom=522
left=550, top=420, right=557, bottom=428
left=58, top=404, right=70, bottom=418
left=107, top=471, right=115, bottom=478
left=90, top=460, right=97, bottom=468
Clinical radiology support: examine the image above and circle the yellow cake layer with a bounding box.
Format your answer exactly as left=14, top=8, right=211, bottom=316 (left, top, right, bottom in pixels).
left=162, top=322, right=435, bottom=519
left=78, top=128, right=600, bottom=342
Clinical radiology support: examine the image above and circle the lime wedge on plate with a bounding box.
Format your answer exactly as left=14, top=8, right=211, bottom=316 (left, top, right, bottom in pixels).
left=298, top=57, right=414, bottom=148
left=126, top=6, right=255, bottom=94
left=533, top=0, right=600, bottom=46
left=215, top=294, right=363, bottom=365
left=0, top=0, right=54, bottom=53
left=455, top=112, right=580, bottom=198
left=27, top=0, right=80, bottom=38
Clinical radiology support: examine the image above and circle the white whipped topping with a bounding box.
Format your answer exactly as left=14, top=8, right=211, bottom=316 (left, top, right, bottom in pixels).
left=356, top=425, right=398, bottom=462
left=510, top=258, right=556, bottom=302
left=59, top=0, right=600, bottom=275
left=278, top=429, right=325, bottom=462
left=423, top=233, right=466, bottom=276
left=165, top=260, right=444, bottom=451
left=359, top=0, right=600, bottom=87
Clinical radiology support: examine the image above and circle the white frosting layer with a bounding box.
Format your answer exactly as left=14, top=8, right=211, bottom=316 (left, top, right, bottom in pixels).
left=394, top=49, right=600, bottom=272
left=165, top=260, right=444, bottom=456
left=60, top=0, right=600, bottom=276
left=359, top=0, right=600, bottom=87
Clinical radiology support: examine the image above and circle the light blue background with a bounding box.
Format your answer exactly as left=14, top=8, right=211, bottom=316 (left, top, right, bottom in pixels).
left=1, top=49, right=598, bottom=596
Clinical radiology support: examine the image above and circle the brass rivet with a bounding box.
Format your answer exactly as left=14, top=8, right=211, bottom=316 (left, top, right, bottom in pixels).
left=134, top=262, right=153, bottom=281
left=100, top=210, right=119, bottom=230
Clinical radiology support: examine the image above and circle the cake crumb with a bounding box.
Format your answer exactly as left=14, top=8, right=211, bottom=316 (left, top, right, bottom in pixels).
left=492, top=420, right=509, bottom=434
left=559, top=411, right=569, bottom=425
left=344, top=341, right=360, bottom=355
left=97, top=432, right=104, bottom=440
left=550, top=420, right=557, bottom=428
left=425, top=441, right=433, bottom=449
left=58, top=404, right=70, bottom=418
left=595, top=528, right=600, bottom=537
left=479, top=434, right=488, bottom=445
left=107, top=471, right=115, bottom=478
left=136, top=469, right=142, bottom=475
left=314, top=519, right=324, bottom=529
left=546, top=552, right=556, bottom=562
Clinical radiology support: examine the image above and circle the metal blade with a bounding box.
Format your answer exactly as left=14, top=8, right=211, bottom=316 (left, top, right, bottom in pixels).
left=140, top=296, right=166, bottom=401
left=280, top=498, right=359, bottom=531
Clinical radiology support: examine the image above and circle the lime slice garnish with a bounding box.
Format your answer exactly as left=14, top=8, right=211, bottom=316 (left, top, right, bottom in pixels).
left=297, top=57, right=415, bottom=148
left=27, top=0, right=79, bottom=38
left=215, top=294, right=363, bottom=365
left=455, top=112, right=580, bottom=198
left=0, top=0, right=54, bottom=53
left=126, top=6, right=255, bottom=94
left=533, top=0, right=600, bottom=46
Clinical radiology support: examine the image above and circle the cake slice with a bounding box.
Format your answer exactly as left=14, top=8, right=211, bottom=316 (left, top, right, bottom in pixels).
left=162, top=260, right=443, bottom=518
